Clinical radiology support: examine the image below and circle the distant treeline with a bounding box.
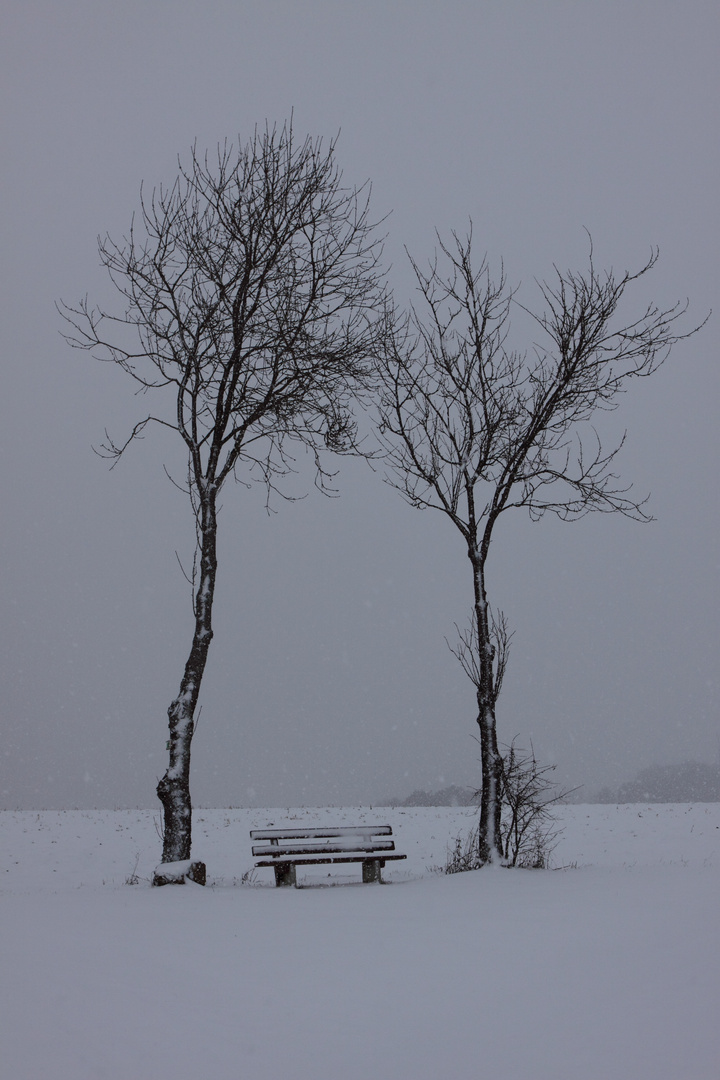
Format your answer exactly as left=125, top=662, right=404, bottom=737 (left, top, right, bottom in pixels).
left=388, top=761, right=720, bottom=807
left=596, top=761, right=720, bottom=804
left=382, top=785, right=480, bottom=808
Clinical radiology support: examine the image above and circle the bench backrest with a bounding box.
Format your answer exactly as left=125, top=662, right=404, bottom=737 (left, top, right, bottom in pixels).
left=251, top=825, right=397, bottom=860
left=250, top=825, right=393, bottom=841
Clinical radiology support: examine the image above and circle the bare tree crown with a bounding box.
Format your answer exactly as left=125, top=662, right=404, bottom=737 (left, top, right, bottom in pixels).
left=379, top=230, right=698, bottom=545
left=61, top=123, right=388, bottom=499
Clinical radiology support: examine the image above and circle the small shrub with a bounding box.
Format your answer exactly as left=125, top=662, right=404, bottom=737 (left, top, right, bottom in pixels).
left=498, top=741, right=572, bottom=867
left=124, top=853, right=141, bottom=885
left=442, top=825, right=483, bottom=874
left=441, top=741, right=574, bottom=873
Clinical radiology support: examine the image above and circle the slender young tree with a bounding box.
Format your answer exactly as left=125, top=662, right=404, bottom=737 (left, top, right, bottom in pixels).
left=377, top=230, right=698, bottom=862
left=61, top=124, right=388, bottom=871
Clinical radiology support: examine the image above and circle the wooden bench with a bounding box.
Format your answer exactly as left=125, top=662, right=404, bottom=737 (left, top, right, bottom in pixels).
left=250, top=824, right=406, bottom=886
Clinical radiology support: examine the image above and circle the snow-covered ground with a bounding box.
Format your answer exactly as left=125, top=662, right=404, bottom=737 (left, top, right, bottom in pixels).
left=2, top=803, right=718, bottom=1079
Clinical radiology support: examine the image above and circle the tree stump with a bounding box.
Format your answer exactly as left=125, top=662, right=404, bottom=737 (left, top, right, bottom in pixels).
left=152, top=859, right=206, bottom=886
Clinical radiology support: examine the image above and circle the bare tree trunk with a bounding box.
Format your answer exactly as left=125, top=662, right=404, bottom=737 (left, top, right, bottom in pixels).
left=156, top=491, right=217, bottom=864
left=469, top=549, right=503, bottom=863
left=477, top=703, right=503, bottom=863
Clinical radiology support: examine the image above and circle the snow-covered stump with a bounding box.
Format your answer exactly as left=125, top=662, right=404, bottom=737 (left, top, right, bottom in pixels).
left=152, top=859, right=207, bottom=887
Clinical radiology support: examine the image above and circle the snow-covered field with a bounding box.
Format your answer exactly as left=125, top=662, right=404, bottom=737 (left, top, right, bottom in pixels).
left=2, top=804, right=718, bottom=1079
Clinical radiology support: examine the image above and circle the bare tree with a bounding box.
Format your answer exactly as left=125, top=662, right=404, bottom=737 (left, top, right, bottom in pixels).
left=496, top=740, right=576, bottom=868
left=377, top=229, right=700, bottom=863
left=442, top=740, right=575, bottom=873
left=61, top=123, right=388, bottom=872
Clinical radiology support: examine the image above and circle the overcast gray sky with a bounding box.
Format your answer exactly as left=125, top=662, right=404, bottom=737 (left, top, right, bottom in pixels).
left=1, top=1, right=718, bottom=809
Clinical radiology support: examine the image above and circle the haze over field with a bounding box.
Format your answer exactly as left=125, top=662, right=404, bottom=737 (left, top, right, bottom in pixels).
left=1, top=2, right=718, bottom=810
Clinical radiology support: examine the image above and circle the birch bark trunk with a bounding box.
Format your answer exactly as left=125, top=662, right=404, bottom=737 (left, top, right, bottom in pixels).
left=156, top=492, right=218, bottom=865
left=470, top=549, right=503, bottom=862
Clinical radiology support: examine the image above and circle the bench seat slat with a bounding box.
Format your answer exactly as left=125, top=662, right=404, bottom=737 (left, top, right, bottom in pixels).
left=255, top=853, right=407, bottom=867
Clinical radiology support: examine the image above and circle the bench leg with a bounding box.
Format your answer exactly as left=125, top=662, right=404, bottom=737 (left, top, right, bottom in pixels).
left=274, top=863, right=296, bottom=887
left=362, top=859, right=382, bottom=884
